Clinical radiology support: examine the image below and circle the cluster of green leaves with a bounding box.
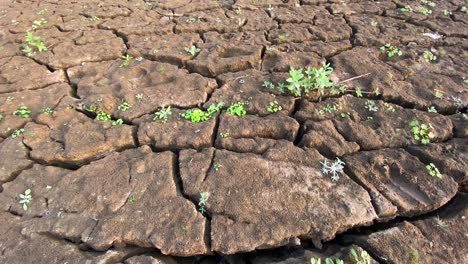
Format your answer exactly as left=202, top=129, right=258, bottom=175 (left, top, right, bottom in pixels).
left=120, top=54, right=133, bottom=68
left=286, top=64, right=335, bottom=96
left=153, top=106, right=172, bottom=123
left=181, top=102, right=224, bottom=122
left=213, top=162, right=222, bottom=171
left=426, top=163, right=442, bottom=178
left=400, top=6, right=413, bottom=12
left=380, top=43, right=402, bottom=57
left=112, top=119, right=124, bottom=126
left=365, top=100, right=378, bottom=112
left=96, top=111, right=112, bottom=121
left=350, top=248, right=372, bottom=264
left=22, top=32, right=47, bottom=57
left=418, top=8, right=432, bottom=15
left=227, top=102, right=247, bottom=117
left=267, top=101, right=282, bottom=113
left=421, top=0, right=436, bottom=7
left=318, top=104, right=338, bottom=116
left=41, top=107, right=54, bottom=115
left=32, top=18, right=47, bottom=30
left=19, top=189, right=32, bottom=211
left=427, top=106, right=437, bottom=113
left=310, top=258, right=343, bottom=264
left=128, top=195, right=137, bottom=204
left=383, top=102, right=396, bottom=112
left=185, top=45, right=200, bottom=56
left=422, top=50, right=436, bottom=62
left=11, top=128, right=25, bottom=138
left=409, top=120, right=434, bottom=145
left=118, top=101, right=132, bottom=112
left=198, top=192, right=209, bottom=214
left=13, top=106, right=31, bottom=118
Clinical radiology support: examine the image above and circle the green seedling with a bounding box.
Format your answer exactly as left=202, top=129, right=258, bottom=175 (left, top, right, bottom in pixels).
left=409, top=120, right=434, bottom=145
left=153, top=106, right=172, bottom=124
left=118, top=101, right=132, bottom=112
left=262, top=81, right=275, bottom=90
left=267, top=101, right=282, bottom=113
left=227, top=102, right=247, bottom=117
left=380, top=43, right=402, bottom=57
left=41, top=107, right=54, bottom=115
left=135, top=93, right=144, bottom=100
left=365, top=100, right=379, bottom=112
left=13, top=106, right=31, bottom=118
left=181, top=102, right=224, bottom=123
left=7, top=96, right=14, bottom=102
left=371, top=20, right=378, bottom=27
left=278, top=34, right=288, bottom=42
left=11, top=128, right=25, bottom=138
left=355, top=87, right=363, bottom=97
left=418, top=8, right=432, bottom=15
left=421, top=0, right=436, bottom=7
left=340, top=112, right=351, bottom=119
left=96, top=111, right=112, bottom=121
left=120, top=54, right=133, bottom=68
left=461, top=6, right=468, bottom=14
left=22, top=31, right=47, bottom=57
left=19, top=189, right=32, bottom=211
left=318, top=104, right=338, bottom=115
left=112, top=119, right=124, bottom=126
left=220, top=132, right=230, bottom=138
left=32, top=18, right=47, bottom=30
left=287, top=64, right=334, bottom=96
left=384, top=102, right=396, bottom=112
left=422, top=50, right=436, bottom=62
left=426, top=163, right=442, bottom=178
left=198, top=192, right=209, bottom=214
left=213, top=162, right=222, bottom=171
left=400, top=6, right=413, bottom=12
left=128, top=195, right=137, bottom=204
left=427, top=106, right=437, bottom=113
left=37, top=8, right=48, bottom=15
left=185, top=45, right=200, bottom=56
left=350, top=248, right=372, bottom=264
left=410, top=249, right=419, bottom=263
left=434, top=91, right=443, bottom=99
left=321, top=158, right=345, bottom=182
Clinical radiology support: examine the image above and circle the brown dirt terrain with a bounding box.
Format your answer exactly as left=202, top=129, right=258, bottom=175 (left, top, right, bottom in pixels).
left=0, top=0, right=466, bottom=263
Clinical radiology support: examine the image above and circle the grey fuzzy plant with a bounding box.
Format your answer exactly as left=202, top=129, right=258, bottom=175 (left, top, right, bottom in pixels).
left=321, top=158, right=345, bottom=182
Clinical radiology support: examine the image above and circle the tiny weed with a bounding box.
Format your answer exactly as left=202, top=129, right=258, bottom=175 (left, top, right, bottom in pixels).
left=434, top=216, right=449, bottom=228
left=13, top=106, right=32, bottom=118
left=340, top=112, right=351, bottom=119
left=267, top=101, right=282, bottom=113
left=112, top=119, right=124, bottom=126
left=418, top=8, right=432, bottom=15
left=350, top=248, right=372, bottom=264
left=427, top=106, right=437, bottom=113
left=371, top=20, right=378, bottom=27
left=128, top=195, right=137, bottom=204
left=213, top=162, right=222, bottom=171
left=181, top=103, right=224, bottom=123
left=422, top=50, right=437, bottom=62
left=262, top=81, right=275, bottom=90
left=366, top=116, right=374, bottom=121
left=153, top=106, right=172, bottom=124
left=32, top=18, right=47, bottom=30
left=198, top=192, right=209, bottom=214
left=135, top=93, right=144, bottom=100
left=380, top=43, right=402, bottom=57
left=37, top=8, right=48, bottom=15
left=11, top=128, right=25, bottom=138
left=434, top=91, right=443, bottom=99
left=400, top=6, right=413, bottom=12
left=286, top=63, right=335, bottom=96
left=19, top=189, right=32, bottom=211
left=227, top=102, right=247, bottom=117
left=220, top=132, right=230, bottom=138
left=86, top=104, right=98, bottom=113
left=118, top=101, right=132, bottom=112
left=421, top=0, right=436, bottom=7
left=355, top=88, right=363, bottom=97
left=321, top=158, right=345, bottom=182
left=22, top=31, right=47, bottom=57
left=410, top=249, right=419, bottom=263
left=120, top=54, right=133, bottom=68
left=426, top=163, right=442, bottom=178
left=365, top=100, right=379, bottom=112
left=96, top=111, right=112, bottom=121
left=41, top=107, right=54, bottom=115
left=443, top=9, right=452, bottom=16
left=185, top=45, right=200, bottom=56
left=384, top=103, right=396, bottom=112
left=278, top=34, right=288, bottom=42
left=318, top=104, right=338, bottom=115
left=7, top=96, right=14, bottom=102
left=461, top=6, right=468, bottom=14
left=409, top=120, right=434, bottom=145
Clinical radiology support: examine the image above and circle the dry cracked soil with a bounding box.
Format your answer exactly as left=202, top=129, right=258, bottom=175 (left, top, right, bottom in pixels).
left=0, top=0, right=467, bottom=263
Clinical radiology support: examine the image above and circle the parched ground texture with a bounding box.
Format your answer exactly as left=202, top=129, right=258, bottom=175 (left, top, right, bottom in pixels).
left=0, top=0, right=467, bottom=263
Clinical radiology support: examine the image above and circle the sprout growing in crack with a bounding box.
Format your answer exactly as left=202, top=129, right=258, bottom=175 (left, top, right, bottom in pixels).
left=321, top=158, right=345, bottom=182
left=198, top=192, right=209, bottom=215
left=19, top=189, right=32, bottom=211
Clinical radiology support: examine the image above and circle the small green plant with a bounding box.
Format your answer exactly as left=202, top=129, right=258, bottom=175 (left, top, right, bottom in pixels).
left=22, top=31, right=47, bottom=57
left=318, top=104, right=338, bottom=115
left=185, top=45, right=200, bottom=56
left=443, top=9, right=452, bottom=15
left=340, top=112, right=351, bottom=118
left=153, top=106, right=172, bottom=124
left=41, top=107, right=54, bottom=115
left=11, top=128, right=25, bottom=138
left=135, top=93, right=144, bottom=100
left=120, top=54, right=133, bottom=68
left=409, top=120, right=434, bottom=145
left=400, top=6, right=413, bottom=12
left=0, top=114, right=3, bottom=121
left=426, top=163, right=442, bottom=178
left=112, top=119, right=124, bottom=126
left=422, top=50, right=436, bottom=62
left=13, top=106, right=31, bottom=118
left=6, top=96, right=14, bottom=102
left=96, top=111, right=112, bottom=121
left=267, top=101, right=282, bottom=113
left=421, top=0, right=436, bottom=7
left=418, top=8, right=432, bottom=15
left=213, top=162, right=222, bottom=171
left=262, top=81, right=275, bottom=90
left=461, top=6, right=468, bottom=14
left=355, top=87, right=363, bottom=97
left=181, top=102, right=224, bottom=122
left=128, top=195, right=137, bottom=204
left=384, top=102, right=396, bottom=112
left=198, top=192, right=209, bottom=214
left=19, top=189, right=32, bottom=211
left=278, top=34, right=288, bottom=42
left=284, top=63, right=335, bottom=96
left=410, top=249, right=419, bottom=263
left=220, top=132, right=230, bottom=138
left=227, top=102, right=247, bottom=117
left=321, top=158, right=345, bottom=182
left=350, top=248, right=372, bottom=264
left=370, top=20, right=378, bottom=27
left=365, top=100, right=378, bottom=112
left=427, top=106, right=437, bottom=113
left=32, top=18, right=47, bottom=30
left=118, top=101, right=132, bottom=112
left=434, top=91, right=443, bottom=99
left=380, top=43, right=402, bottom=57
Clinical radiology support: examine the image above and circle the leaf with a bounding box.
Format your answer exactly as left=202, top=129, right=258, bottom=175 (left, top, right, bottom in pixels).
left=23, top=203, right=28, bottom=211
left=325, top=258, right=334, bottom=264
left=25, top=189, right=31, bottom=195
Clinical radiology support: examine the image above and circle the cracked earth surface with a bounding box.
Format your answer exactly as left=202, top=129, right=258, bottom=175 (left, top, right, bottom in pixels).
left=0, top=0, right=467, bottom=263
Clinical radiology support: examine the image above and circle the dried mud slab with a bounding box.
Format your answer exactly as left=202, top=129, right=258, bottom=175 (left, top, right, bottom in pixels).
left=216, top=112, right=299, bottom=153
left=344, top=149, right=458, bottom=219
left=22, top=108, right=136, bottom=166
left=186, top=43, right=262, bottom=77
left=204, top=31, right=270, bottom=46
left=174, top=9, right=241, bottom=34
left=180, top=142, right=377, bottom=254
left=205, top=70, right=295, bottom=116
left=270, top=6, right=326, bottom=24
left=226, top=9, right=277, bottom=32
left=0, top=56, right=65, bottom=93
left=296, top=96, right=453, bottom=150
left=68, top=60, right=217, bottom=120
left=0, top=137, right=33, bottom=189
left=348, top=194, right=468, bottom=263
left=0, top=147, right=209, bottom=256
left=262, top=49, right=324, bottom=72
left=135, top=108, right=217, bottom=150
left=407, top=138, right=468, bottom=191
